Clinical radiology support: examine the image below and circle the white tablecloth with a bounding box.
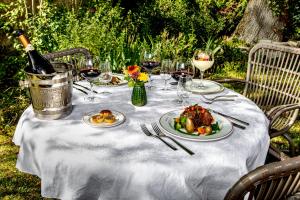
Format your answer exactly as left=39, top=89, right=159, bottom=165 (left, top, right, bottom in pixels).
left=13, top=76, right=270, bottom=200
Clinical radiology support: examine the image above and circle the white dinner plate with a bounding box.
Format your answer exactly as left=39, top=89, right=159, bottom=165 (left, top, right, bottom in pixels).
left=159, top=109, right=233, bottom=141
left=93, top=74, right=128, bottom=87
left=82, top=110, right=126, bottom=128
left=186, top=79, right=224, bottom=94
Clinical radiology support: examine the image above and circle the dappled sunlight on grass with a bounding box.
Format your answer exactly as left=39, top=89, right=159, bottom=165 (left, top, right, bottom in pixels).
left=0, top=142, right=45, bottom=199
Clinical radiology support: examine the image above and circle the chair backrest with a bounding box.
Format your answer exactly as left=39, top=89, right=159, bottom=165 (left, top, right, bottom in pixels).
left=244, top=42, right=300, bottom=129
left=43, top=47, right=93, bottom=68
left=224, top=156, right=300, bottom=200
left=43, top=47, right=93, bottom=81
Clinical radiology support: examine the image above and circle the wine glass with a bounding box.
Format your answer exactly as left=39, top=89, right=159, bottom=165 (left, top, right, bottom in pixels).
left=142, top=51, right=160, bottom=89
left=79, top=57, right=101, bottom=102
left=160, top=59, right=174, bottom=90
left=191, top=49, right=214, bottom=88
left=177, top=74, right=192, bottom=106
left=98, top=59, right=112, bottom=95
left=170, top=59, right=195, bottom=84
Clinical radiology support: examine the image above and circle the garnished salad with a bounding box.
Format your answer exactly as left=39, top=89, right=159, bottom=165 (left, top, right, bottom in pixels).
left=174, top=104, right=220, bottom=136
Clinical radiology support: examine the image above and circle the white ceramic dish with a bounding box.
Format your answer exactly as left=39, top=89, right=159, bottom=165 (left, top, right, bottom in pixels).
left=186, top=79, right=224, bottom=94
left=94, top=74, right=128, bottom=87
left=159, top=109, right=233, bottom=141
left=82, top=110, right=126, bottom=128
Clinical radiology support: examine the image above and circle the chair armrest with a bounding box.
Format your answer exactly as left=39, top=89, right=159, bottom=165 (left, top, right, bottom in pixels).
left=267, top=103, right=299, bottom=118
left=268, top=103, right=300, bottom=138
left=210, top=78, right=245, bottom=84
left=269, top=143, right=290, bottom=161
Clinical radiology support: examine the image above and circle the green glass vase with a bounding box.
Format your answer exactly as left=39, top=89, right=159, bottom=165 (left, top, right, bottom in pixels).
left=131, top=82, right=147, bottom=106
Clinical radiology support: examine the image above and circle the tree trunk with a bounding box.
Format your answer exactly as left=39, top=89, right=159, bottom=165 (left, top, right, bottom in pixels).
left=233, top=0, right=286, bottom=44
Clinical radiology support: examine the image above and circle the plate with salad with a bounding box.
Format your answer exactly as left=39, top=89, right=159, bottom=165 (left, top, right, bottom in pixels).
left=159, top=105, right=233, bottom=141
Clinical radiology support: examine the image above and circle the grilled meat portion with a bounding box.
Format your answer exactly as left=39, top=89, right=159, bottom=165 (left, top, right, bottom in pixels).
left=180, top=105, right=213, bottom=128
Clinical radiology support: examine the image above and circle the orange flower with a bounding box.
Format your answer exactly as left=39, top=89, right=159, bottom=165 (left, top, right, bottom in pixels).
left=127, top=65, right=139, bottom=75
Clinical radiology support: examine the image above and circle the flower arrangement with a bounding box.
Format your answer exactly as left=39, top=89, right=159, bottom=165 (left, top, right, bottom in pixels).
left=124, top=65, right=149, bottom=86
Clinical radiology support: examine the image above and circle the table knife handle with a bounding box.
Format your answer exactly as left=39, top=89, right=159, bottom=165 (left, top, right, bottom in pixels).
left=166, top=136, right=194, bottom=155
left=154, top=135, right=178, bottom=150
left=212, top=110, right=250, bottom=126
left=232, top=122, right=246, bottom=129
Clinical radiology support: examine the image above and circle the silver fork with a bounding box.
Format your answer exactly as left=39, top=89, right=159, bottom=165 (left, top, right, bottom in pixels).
left=140, top=124, right=177, bottom=151
left=201, top=98, right=235, bottom=104
left=151, top=123, right=194, bottom=155
left=201, top=94, right=238, bottom=101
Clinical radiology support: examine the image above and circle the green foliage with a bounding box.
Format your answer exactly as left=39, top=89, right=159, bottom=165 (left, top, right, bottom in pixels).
left=288, top=0, right=300, bottom=39
left=133, top=0, right=247, bottom=43
left=267, top=0, right=300, bottom=39
left=267, top=0, right=288, bottom=17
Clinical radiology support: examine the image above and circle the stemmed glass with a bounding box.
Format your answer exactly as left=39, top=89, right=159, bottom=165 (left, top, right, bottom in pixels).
left=141, top=51, right=160, bottom=89
left=177, top=74, right=192, bottom=106
left=79, top=57, right=101, bottom=102
left=170, top=59, right=195, bottom=83
left=98, top=59, right=112, bottom=95
left=191, top=49, right=214, bottom=88
left=160, top=59, right=174, bottom=90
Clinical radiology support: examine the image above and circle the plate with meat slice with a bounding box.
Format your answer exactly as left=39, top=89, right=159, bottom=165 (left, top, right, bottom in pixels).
left=159, top=105, right=233, bottom=141
left=93, top=74, right=128, bottom=87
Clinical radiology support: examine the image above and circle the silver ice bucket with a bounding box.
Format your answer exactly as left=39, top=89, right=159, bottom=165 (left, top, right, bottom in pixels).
left=24, top=63, right=73, bottom=119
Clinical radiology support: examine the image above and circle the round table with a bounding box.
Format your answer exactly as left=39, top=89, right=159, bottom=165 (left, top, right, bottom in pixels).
left=13, top=76, right=270, bottom=200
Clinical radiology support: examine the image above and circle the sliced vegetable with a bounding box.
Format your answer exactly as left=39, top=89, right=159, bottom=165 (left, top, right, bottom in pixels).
left=175, top=122, right=182, bottom=130
left=205, top=126, right=212, bottom=135
left=197, top=127, right=206, bottom=135
left=180, top=116, right=187, bottom=126
left=185, top=118, right=195, bottom=133
left=211, top=122, right=220, bottom=131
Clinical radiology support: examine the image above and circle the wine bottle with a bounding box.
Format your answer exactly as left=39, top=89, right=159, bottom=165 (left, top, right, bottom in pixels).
left=16, top=30, right=56, bottom=74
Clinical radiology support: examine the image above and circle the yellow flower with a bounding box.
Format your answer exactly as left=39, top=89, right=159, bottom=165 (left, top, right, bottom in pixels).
left=138, top=72, right=148, bottom=82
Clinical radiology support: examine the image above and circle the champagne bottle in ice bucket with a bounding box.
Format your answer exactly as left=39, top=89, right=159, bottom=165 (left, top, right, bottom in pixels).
left=16, top=29, right=56, bottom=74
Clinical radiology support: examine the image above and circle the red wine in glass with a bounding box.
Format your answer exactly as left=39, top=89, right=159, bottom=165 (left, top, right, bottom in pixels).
left=142, top=61, right=160, bottom=70
left=141, top=61, right=160, bottom=89
left=79, top=68, right=101, bottom=80
left=171, top=71, right=194, bottom=81
left=79, top=68, right=101, bottom=102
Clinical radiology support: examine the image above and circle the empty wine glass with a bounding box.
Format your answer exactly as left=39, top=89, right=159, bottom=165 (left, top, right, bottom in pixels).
left=98, top=59, right=112, bottom=95
left=177, top=74, right=192, bottom=106
left=79, top=57, right=101, bottom=102
left=191, top=49, right=214, bottom=88
left=160, top=59, right=174, bottom=90
left=141, top=51, right=160, bottom=89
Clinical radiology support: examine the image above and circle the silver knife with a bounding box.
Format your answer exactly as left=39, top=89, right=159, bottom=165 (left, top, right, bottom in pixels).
left=210, top=109, right=250, bottom=126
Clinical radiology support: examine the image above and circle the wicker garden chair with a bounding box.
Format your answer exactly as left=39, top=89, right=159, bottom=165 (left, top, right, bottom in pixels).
left=216, top=41, right=300, bottom=159
left=224, top=155, right=300, bottom=200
